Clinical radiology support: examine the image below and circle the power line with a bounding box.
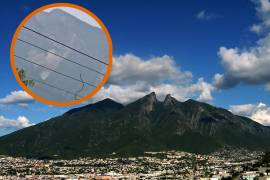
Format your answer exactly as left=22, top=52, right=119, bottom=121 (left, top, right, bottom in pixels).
left=22, top=26, right=109, bottom=66
left=14, top=55, right=96, bottom=88
left=17, top=38, right=105, bottom=76
left=25, top=75, right=84, bottom=99
left=74, top=73, right=86, bottom=100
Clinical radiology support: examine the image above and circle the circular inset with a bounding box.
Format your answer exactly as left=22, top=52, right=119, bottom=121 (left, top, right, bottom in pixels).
left=10, top=3, right=113, bottom=106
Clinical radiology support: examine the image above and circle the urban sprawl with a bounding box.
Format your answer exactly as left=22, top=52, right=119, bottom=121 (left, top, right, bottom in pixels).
left=0, top=148, right=270, bottom=179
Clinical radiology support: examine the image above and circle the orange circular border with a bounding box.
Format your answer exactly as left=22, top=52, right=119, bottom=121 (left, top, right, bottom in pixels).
left=10, top=3, right=113, bottom=106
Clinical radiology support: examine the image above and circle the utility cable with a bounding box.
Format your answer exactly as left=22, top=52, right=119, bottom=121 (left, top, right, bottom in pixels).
left=14, top=55, right=96, bottom=88
left=22, top=26, right=108, bottom=66
left=17, top=38, right=105, bottom=76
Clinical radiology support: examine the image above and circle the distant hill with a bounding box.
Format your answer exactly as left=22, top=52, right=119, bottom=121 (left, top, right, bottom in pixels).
left=0, top=92, right=270, bottom=159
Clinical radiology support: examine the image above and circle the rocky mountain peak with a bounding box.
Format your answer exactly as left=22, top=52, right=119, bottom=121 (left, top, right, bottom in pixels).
left=163, top=94, right=178, bottom=106
left=147, top=92, right=157, bottom=102
left=141, top=92, right=158, bottom=112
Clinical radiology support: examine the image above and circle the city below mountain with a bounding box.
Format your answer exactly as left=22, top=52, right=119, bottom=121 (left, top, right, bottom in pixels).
left=0, top=92, right=269, bottom=159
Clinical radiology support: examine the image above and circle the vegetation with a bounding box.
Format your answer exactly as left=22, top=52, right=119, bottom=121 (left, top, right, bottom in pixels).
left=262, top=152, right=270, bottom=164
left=16, top=68, right=35, bottom=87
left=0, top=93, right=270, bottom=159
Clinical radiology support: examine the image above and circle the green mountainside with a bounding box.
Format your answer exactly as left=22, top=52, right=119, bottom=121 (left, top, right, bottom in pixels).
left=0, top=92, right=269, bottom=159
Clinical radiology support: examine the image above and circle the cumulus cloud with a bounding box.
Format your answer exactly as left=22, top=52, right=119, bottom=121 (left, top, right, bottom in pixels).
left=91, top=85, right=147, bottom=104
left=93, top=79, right=214, bottom=104
left=149, top=78, right=214, bottom=102
left=196, top=10, right=222, bottom=21
left=213, top=0, right=270, bottom=90
left=93, top=54, right=214, bottom=104
left=250, top=0, right=270, bottom=33
left=0, top=90, right=34, bottom=106
left=230, top=103, right=259, bottom=116
left=109, top=54, right=192, bottom=85
left=214, top=34, right=270, bottom=89
left=230, top=102, right=270, bottom=126
left=191, top=78, right=215, bottom=102
left=0, top=116, right=34, bottom=129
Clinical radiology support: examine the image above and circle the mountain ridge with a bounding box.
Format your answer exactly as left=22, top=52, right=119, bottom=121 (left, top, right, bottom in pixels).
left=0, top=92, right=269, bottom=159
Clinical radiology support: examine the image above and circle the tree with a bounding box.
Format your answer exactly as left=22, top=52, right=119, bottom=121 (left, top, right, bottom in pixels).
left=261, top=152, right=270, bottom=166
left=221, top=177, right=233, bottom=180
left=16, top=68, right=35, bottom=87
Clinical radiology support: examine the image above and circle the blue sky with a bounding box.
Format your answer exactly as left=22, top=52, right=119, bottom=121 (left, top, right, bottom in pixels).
left=1, top=0, right=270, bottom=135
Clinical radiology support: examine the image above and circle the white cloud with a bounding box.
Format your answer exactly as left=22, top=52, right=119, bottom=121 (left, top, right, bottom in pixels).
left=44, top=7, right=101, bottom=28
left=250, top=0, right=270, bottom=33
left=213, top=0, right=270, bottom=89
left=92, top=84, right=147, bottom=104
left=214, top=34, right=270, bottom=89
left=230, top=103, right=258, bottom=116
left=196, top=10, right=221, bottom=21
left=148, top=78, right=214, bottom=102
left=230, top=102, right=270, bottom=126
left=0, top=115, right=34, bottom=129
left=197, top=10, right=208, bottom=20
left=0, top=90, right=34, bottom=105
left=93, top=54, right=214, bottom=104
left=251, top=107, right=270, bottom=125
left=109, top=54, right=192, bottom=85
left=18, top=103, right=30, bottom=108
left=192, top=78, right=215, bottom=102
left=213, top=73, right=227, bottom=88
left=93, top=82, right=214, bottom=105
left=250, top=24, right=263, bottom=33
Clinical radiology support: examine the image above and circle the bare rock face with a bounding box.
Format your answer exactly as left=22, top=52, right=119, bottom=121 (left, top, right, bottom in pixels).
left=163, top=94, right=177, bottom=106
left=140, top=92, right=157, bottom=113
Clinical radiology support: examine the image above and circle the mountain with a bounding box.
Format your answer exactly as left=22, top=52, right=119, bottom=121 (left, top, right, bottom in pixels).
left=0, top=92, right=270, bottom=159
